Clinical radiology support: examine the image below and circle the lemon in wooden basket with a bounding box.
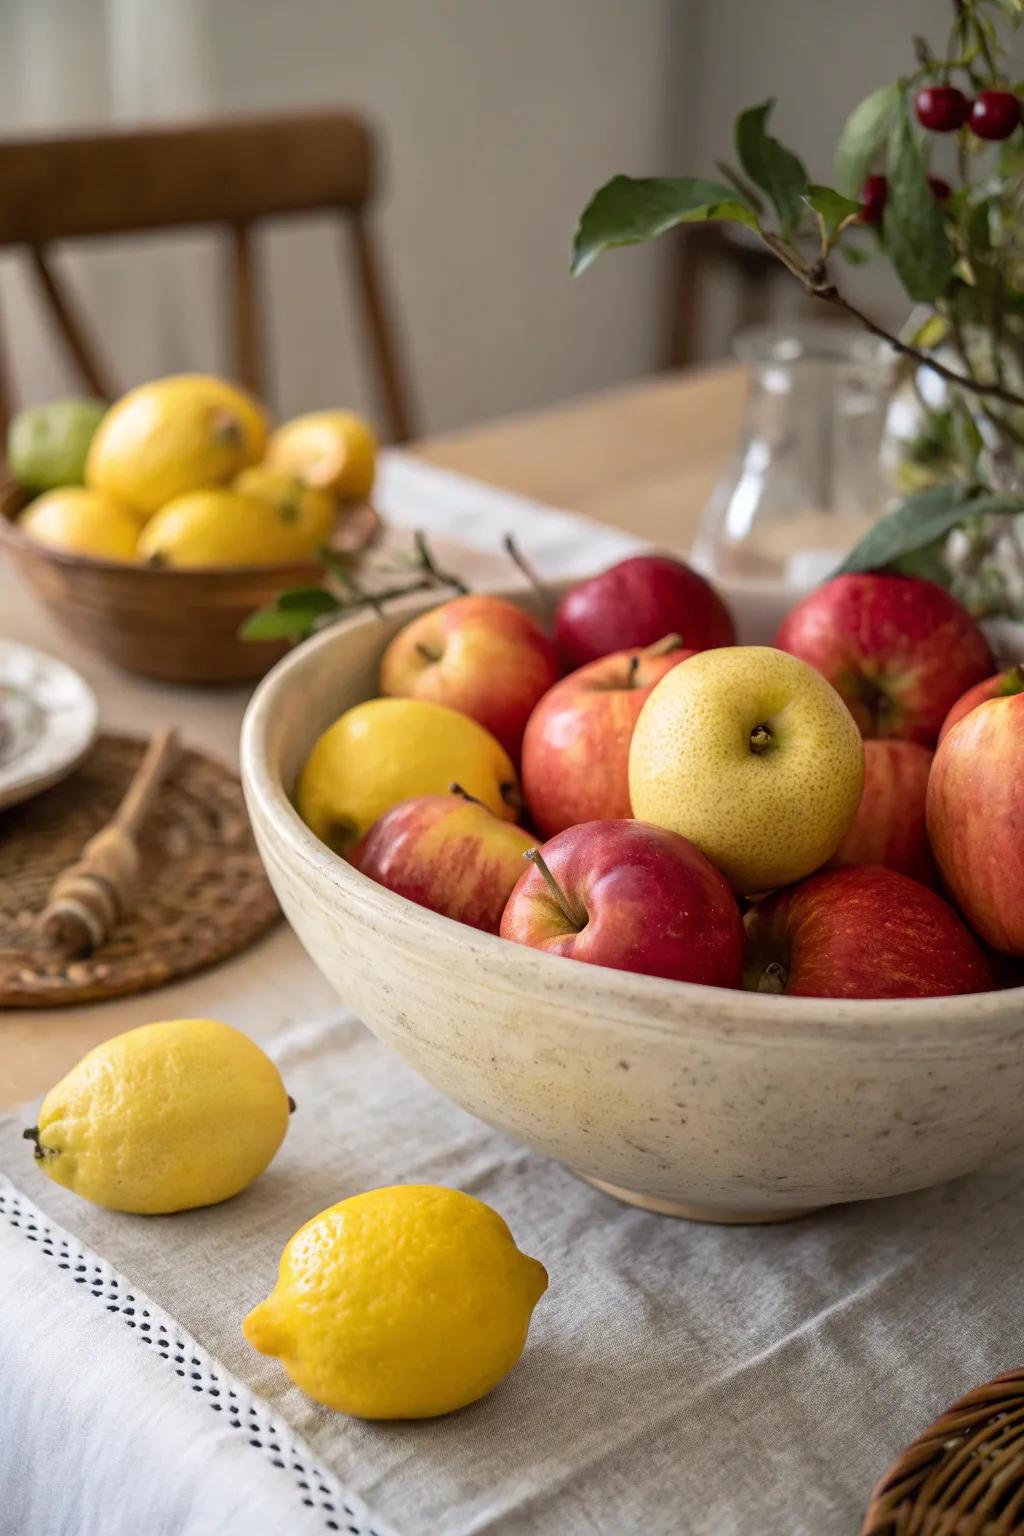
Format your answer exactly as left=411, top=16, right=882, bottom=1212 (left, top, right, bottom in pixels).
left=86, top=374, right=268, bottom=517
left=25, top=1019, right=292, bottom=1214
left=233, top=465, right=337, bottom=550
left=296, top=697, right=521, bottom=855
left=244, top=1186, right=547, bottom=1418
left=138, top=488, right=324, bottom=567
left=20, top=486, right=142, bottom=561
left=265, top=410, right=376, bottom=502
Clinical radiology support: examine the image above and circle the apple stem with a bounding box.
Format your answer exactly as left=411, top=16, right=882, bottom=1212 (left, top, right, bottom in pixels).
left=503, top=534, right=555, bottom=622
left=626, top=655, right=641, bottom=688
left=500, top=781, right=525, bottom=818
left=1006, top=664, right=1024, bottom=691
left=645, top=632, right=683, bottom=657
left=415, top=642, right=441, bottom=664
left=449, top=781, right=484, bottom=807
left=757, top=961, right=787, bottom=994
left=749, top=723, right=774, bottom=755
left=524, top=848, right=587, bottom=930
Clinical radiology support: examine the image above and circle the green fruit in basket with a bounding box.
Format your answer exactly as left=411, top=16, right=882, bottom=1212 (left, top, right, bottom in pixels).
left=7, top=398, right=107, bottom=493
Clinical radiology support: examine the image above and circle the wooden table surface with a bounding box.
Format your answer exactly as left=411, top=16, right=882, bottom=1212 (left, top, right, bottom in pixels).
left=0, top=364, right=746, bottom=1110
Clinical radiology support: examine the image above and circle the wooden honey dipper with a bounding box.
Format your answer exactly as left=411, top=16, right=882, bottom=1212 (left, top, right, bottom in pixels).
left=39, top=727, right=180, bottom=957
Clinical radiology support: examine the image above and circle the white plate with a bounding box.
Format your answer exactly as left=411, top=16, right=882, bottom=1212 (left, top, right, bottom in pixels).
left=0, top=641, right=98, bottom=811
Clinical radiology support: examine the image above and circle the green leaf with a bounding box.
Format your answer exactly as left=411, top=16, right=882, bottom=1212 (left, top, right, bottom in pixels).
left=571, top=176, right=757, bottom=275
left=241, top=603, right=330, bottom=641
left=803, top=184, right=862, bottom=242
left=835, top=83, right=901, bottom=196
left=276, top=586, right=339, bottom=614
left=992, top=0, right=1024, bottom=25
left=882, top=101, right=954, bottom=303
left=835, top=483, right=1024, bottom=578
left=735, top=100, right=808, bottom=238
left=906, top=313, right=950, bottom=349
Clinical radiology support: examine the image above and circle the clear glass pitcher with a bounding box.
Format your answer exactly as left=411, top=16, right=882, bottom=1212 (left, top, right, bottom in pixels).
left=693, top=322, right=894, bottom=587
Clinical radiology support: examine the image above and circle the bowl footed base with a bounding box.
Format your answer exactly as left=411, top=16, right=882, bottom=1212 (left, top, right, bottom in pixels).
left=581, top=1174, right=820, bottom=1225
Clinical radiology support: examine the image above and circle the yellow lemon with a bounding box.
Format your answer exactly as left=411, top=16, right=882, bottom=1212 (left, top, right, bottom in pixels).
left=296, top=696, right=520, bottom=855
left=19, top=487, right=141, bottom=561
left=86, top=374, right=269, bottom=516
left=629, top=646, right=864, bottom=894
left=26, top=1019, right=292, bottom=1214
left=138, top=489, right=322, bottom=567
left=244, top=1186, right=547, bottom=1419
left=266, top=410, right=376, bottom=501
left=233, top=465, right=336, bottom=551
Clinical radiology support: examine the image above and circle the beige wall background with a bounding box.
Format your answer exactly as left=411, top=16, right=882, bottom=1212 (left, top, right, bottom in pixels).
left=0, top=0, right=952, bottom=436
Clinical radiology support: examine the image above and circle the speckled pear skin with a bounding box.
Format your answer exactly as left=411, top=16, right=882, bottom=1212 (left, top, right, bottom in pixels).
left=628, top=646, right=865, bottom=894
left=241, top=581, right=1024, bottom=1224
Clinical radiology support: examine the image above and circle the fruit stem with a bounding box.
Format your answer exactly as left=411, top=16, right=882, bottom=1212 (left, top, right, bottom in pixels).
left=524, top=848, right=587, bottom=931
left=625, top=656, right=641, bottom=688
left=758, top=961, right=788, bottom=994
left=415, top=642, right=441, bottom=664
left=288, top=1096, right=297, bottom=1114
left=22, top=1126, right=46, bottom=1161
left=645, top=632, right=683, bottom=657
left=500, top=781, right=525, bottom=818
left=502, top=534, right=555, bottom=623
left=749, top=722, right=775, bottom=755
left=449, top=781, right=484, bottom=807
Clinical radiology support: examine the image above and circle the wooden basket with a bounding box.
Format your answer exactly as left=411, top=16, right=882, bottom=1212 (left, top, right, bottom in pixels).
left=861, top=1368, right=1024, bottom=1534
left=0, top=475, right=381, bottom=685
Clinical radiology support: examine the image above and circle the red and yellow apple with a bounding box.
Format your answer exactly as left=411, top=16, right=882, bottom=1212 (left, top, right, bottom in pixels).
left=352, top=790, right=535, bottom=934
left=828, top=739, right=935, bottom=885
left=629, top=645, right=864, bottom=894
left=553, top=554, right=735, bottom=669
left=499, top=819, right=743, bottom=987
left=927, top=692, right=1024, bottom=955
left=776, top=573, right=992, bottom=746
left=744, top=865, right=992, bottom=999
left=521, top=636, right=694, bottom=837
left=379, top=594, right=560, bottom=756
left=938, top=663, right=1024, bottom=744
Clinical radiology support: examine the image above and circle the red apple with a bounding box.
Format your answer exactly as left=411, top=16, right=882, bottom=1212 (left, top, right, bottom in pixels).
left=927, top=692, right=1024, bottom=955
left=553, top=554, right=735, bottom=668
left=521, top=636, right=694, bottom=837
left=776, top=573, right=992, bottom=746
left=352, top=789, right=536, bottom=934
left=379, top=594, right=560, bottom=756
left=828, top=739, right=936, bottom=885
left=938, top=663, right=1024, bottom=744
left=744, top=866, right=991, bottom=999
left=499, top=819, right=743, bottom=987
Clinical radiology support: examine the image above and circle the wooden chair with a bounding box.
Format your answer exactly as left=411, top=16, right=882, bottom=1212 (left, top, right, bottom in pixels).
left=0, top=110, right=415, bottom=441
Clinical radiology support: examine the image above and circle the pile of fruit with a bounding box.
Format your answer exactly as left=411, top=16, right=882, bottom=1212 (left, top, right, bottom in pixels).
left=6, top=376, right=375, bottom=567
left=297, top=554, right=1024, bottom=1000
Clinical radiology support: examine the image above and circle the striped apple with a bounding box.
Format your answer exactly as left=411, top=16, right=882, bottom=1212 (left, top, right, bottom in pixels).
left=937, top=663, right=1024, bottom=744
left=927, top=692, right=1024, bottom=956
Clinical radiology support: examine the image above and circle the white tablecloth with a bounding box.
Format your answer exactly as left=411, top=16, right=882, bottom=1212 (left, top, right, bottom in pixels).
left=3, top=458, right=1021, bottom=1536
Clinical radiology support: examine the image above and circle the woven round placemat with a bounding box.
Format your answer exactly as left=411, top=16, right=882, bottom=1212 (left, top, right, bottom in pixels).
left=861, top=1367, right=1024, bottom=1534
left=0, top=734, right=279, bottom=1007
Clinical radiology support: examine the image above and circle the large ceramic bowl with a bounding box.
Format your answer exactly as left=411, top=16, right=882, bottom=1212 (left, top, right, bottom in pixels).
left=241, top=579, right=1024, bottom=1223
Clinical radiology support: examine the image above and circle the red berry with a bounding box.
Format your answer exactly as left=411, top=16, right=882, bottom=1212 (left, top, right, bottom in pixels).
left=969, top=90, right=1021, bottom=140
left=915, top=85, right=968, bottom=132
left=928, top=176, right=952, bottom=201
left=858, top=174, right=887, bottom=225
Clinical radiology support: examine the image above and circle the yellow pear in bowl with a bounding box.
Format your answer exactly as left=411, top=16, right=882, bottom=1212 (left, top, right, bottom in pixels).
left=86, top=374, right=268, bottom=516
left=19, top=487, right=141, bottom=562
left=629, top=645, right=864, bottom=894
left=297, top=697, right=520, bottom=856
left=265, top=410, right=376, bottom=501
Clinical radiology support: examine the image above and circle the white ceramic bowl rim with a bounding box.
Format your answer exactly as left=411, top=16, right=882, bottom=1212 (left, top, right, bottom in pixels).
left=241, top=584, right=1024, bottom=1047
